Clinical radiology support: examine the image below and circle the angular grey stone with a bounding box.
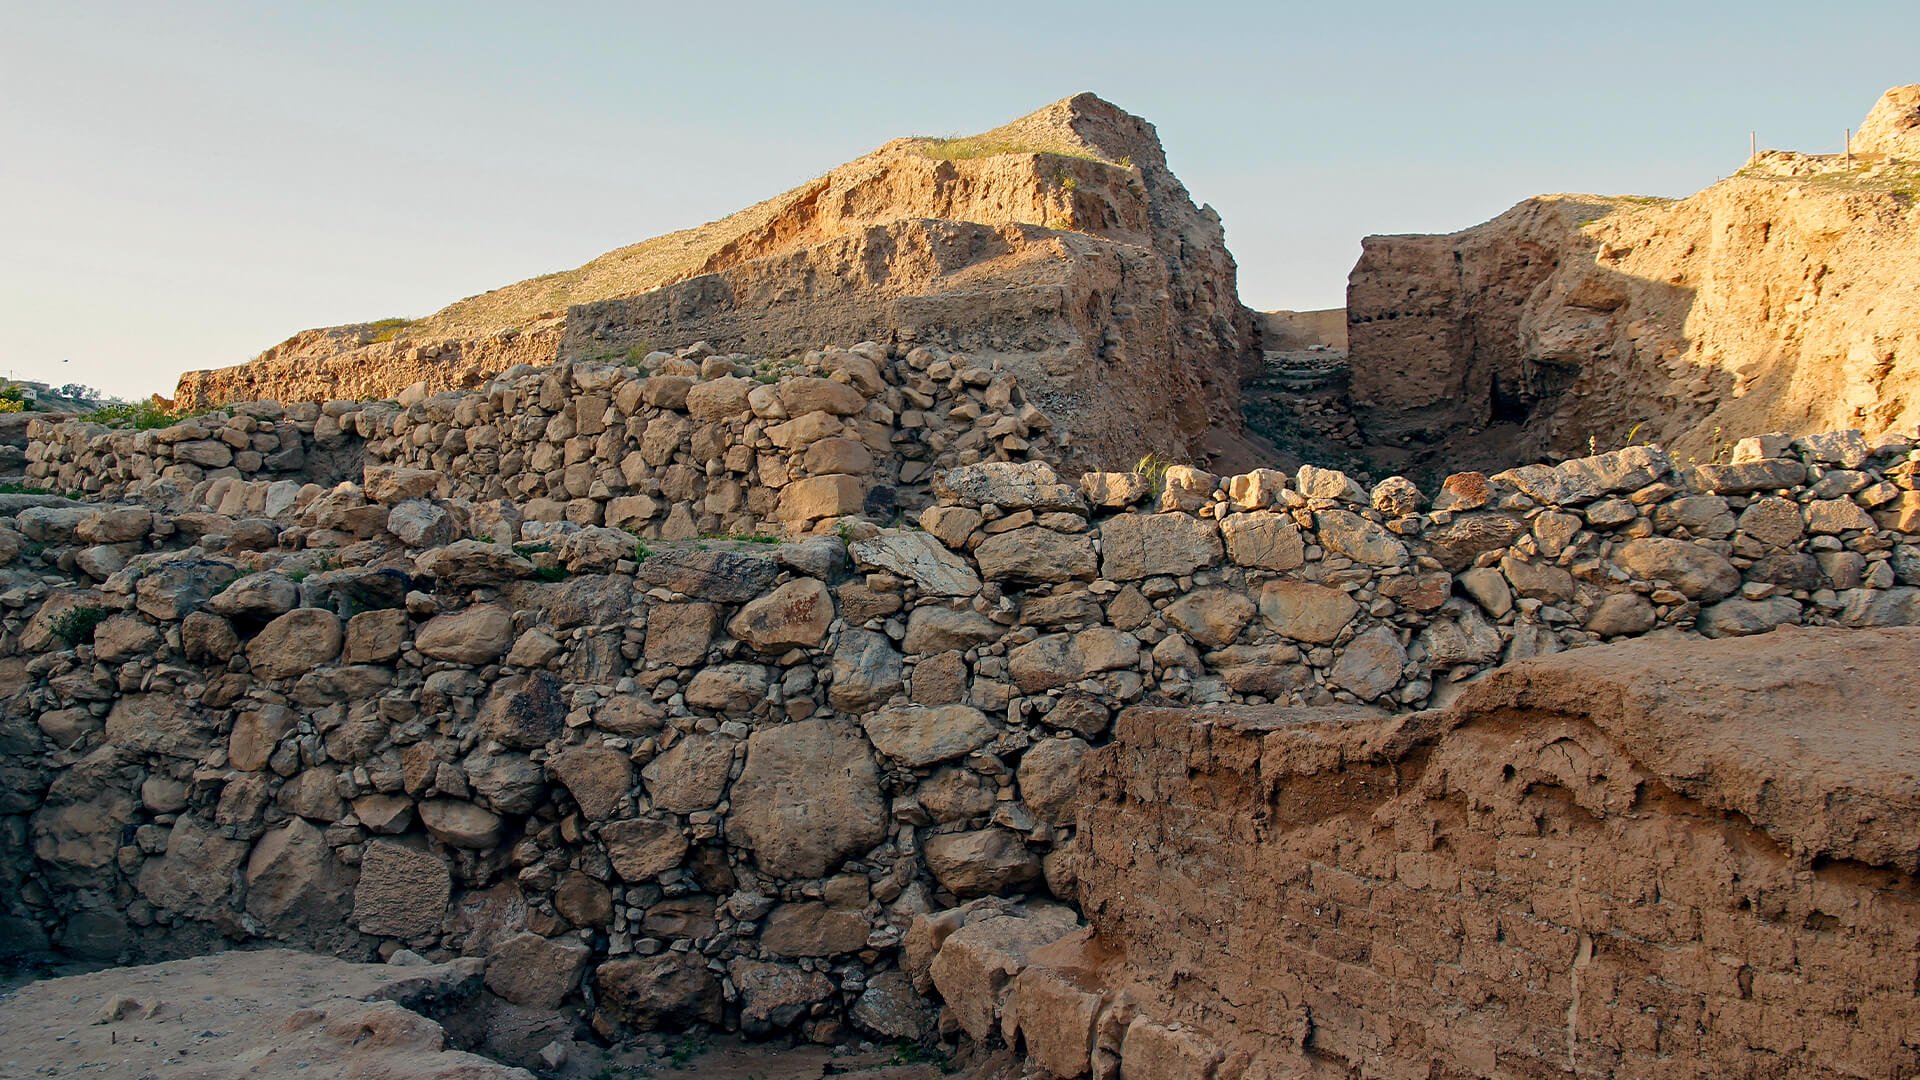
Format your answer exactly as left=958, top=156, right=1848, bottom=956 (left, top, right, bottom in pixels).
left=849, top=532, right=981, bottom=597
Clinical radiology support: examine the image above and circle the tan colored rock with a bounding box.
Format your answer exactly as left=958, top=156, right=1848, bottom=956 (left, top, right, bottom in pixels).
left=548, top=746, right=633, bottom=822
left=354, top=841, right=450, bottom=939
left=725, top=576, right=833, bottom=653
left=761, top=902, right=871, bottom=957
left=1098, top=513, right=1222, bottom=580
left=641, top=733, right=736, bottom=813
left=244, top=818, right=353, bottom=937
left=684, top=376, right=754, bottom=420
left=1018, top=737, right=1090, bottom=826
left=418, top=798, right=504, bottom=849
left=595, top=953, right=723, bottom=1031
left=926, top=906, right=1081, bottom=1041
left=363, top=465, right=441, bottom=505
left=1009, top=628, right=1140, bottom=693
left=778, top=474, right=864, bottom=523
left=1162, top=588, right=1255, bottom=647
left=1615, top=537, right=1741, bottom=602
left=903, top=605, right=1002, bottom=654
left=478, top=672, right=567, bottom=748
left=1257, top=581, right=1358, bottom=645
left=730, top=719, right=885, bottom=879
left=415, top=603, right=513, bottom=665
left=974, top=527, right=1097, bottom=584
left=485, top=931, right=590, bottom=1009
left=863, top=704, right=998, bottom=767
left=684, top=662, right=771, bottom=712
left=344, top=608, right=409, bottom=664
left=1218, top=511, right=1304, bottom=570
left=601, top=817, right=688, bottom=882
left=247, top=608, right=342, bottom=679
left=849, top=532, right=981, bottom=597
left=925, top=828, right=1043, bottom=898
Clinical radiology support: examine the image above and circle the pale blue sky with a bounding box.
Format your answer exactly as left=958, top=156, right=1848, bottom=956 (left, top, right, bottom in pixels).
left=1, top=1, right=1910, bottom=398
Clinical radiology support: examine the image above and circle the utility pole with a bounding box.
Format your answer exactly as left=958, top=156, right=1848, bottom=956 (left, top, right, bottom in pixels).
left=1845, top=127, right=1852, bottom=169
left=1749, top=130, right=1757, bottom=163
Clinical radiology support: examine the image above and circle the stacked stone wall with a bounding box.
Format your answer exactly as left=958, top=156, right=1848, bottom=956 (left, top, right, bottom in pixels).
left=25, top=341, right=1060, bottom=541
left=3, top=408, right=1919, bottom=1045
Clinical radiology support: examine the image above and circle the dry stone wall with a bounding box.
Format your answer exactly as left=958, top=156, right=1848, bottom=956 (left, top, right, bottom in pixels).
left=3, top=409, right=1919, bottom=1047
left=25, top=341, right=1060, bottom=541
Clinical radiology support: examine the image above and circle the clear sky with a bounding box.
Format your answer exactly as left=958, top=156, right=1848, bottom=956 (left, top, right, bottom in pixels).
left=1, top=1, right=1910, bottom=399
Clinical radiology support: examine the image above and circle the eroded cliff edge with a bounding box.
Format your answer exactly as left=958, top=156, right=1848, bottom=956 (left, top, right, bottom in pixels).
left=1347, top=85, right=1920, bottom=476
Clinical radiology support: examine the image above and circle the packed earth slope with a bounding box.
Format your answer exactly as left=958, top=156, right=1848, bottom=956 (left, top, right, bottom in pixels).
left=174, top=94, right=1258, bottom=471
left=1347, top=84, right=1920, bottom=476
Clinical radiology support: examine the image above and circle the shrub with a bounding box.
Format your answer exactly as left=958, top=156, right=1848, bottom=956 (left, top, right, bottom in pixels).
left=78, top=400, right=206, bottom=431
left=50, top=606, right=109, bottom=648
left=366, top=317, right=413, bottom=344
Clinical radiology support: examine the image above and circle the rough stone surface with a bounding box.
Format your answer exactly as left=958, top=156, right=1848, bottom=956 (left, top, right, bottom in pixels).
left=730, top=720, right=886, bottom=879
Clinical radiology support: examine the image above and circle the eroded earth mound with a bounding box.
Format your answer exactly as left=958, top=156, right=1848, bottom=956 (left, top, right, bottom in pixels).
left=174, top=95, right=1259, bottom=471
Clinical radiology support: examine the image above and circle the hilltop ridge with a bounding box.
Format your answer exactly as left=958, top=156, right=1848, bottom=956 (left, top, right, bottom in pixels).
left=177, top=94, right=1260, bottom=471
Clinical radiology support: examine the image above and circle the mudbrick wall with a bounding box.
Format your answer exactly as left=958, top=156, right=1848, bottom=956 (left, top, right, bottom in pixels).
left=3, top=357, right=1920, bottom=1060
left=975, top=627, right=1920, bottom=1079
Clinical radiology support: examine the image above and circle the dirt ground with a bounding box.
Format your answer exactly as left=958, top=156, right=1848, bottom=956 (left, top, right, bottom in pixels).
left=0, top=950, right=999, bottom=1080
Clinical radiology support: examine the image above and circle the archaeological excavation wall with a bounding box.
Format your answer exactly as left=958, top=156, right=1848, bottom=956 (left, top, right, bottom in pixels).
left=4, top=341, right=1920, bottom=1052
left=989, top=628, right=1920, bottom=1078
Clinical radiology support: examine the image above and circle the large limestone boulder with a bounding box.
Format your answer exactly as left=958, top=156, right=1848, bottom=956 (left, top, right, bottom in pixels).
left=246, top=609, right=342, bottom=679
left=485, top=931, right=590, bottom=1010
left=1614, top=537, right=1741, bottom=602
left=414, top=604, right=514, bottom=664
left=731, top=959, right=837, bottom=1036
left=827, top=628, right=904, bottom=712
left=730, top=719, right=886, bottom=879
left=547, top=746, right=633, bottom=821
left=595, top=953, right=723, bottom=1031
left=925, top=828, right=1043, bottom=898
left=641, top=733, right=736, bottom=813
left=862, top=704, right=998, bottom=767
left=478, top=672, right=566, bottom=749
left=1098, top=513, right=1222, bottom=579
left=727, top=578, right=834, bottom=652
left=933, top=462, right=1084, bottom=512
left=601, top=817, right=689, bottom=882
left=244, top=818, right=354, bottom=939
left=849, top=532, right=981, bottom=597
left=974, top=527, right=1097, bottom=584
left=925, top=904, right=1081, bottom=1041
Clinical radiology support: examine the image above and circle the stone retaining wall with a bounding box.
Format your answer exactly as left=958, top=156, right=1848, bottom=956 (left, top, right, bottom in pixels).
left=24, top=341, right=1061, bottom=541
left=3, top=417, right=1918, bottom=1046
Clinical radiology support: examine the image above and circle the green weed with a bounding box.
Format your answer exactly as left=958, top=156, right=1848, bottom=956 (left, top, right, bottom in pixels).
left=366, top=317, right=413, bottom=344
left=50, top=606, right=109, bottom=648
left=77, top=400, right=211, bottom=431
left=1135, top=452, right=1178, bottom=498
